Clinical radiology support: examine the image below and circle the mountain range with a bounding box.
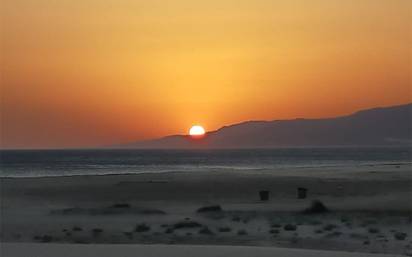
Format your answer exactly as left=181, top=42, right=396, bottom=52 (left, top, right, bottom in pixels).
left=116, top=103, right=412, bottom=149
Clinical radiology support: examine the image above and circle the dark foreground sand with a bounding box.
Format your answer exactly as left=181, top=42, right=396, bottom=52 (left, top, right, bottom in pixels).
left=0, top=243, right=405, bottom=257
left=1, top=164, right=411, bottom=255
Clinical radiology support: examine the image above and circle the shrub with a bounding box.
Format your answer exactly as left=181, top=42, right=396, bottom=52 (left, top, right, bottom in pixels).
left=140, top=209, right=166, bottom=215
left=198, top=227, right=214, bottom=235
left=232, top=216, right=241, bottom=222
left=135, top=223, right=151, bottom=232
left=283, top=224, right=297, bottom=231
left=197, top=205, right=222, bottom=213
left=218, top=227, right=232, bottom=232
left=394, top=232, right=407, bottom=240
left=72, top=226, right=83, bottom=232
left=237, top=229, right=247, bottom=235
left=303, top=200, right=329, bottom=214
left=368, top=228, right=379, bottom=234
left=165, top=228, right=174, bottom=234
left=92, top=228, right=103, bottom=237
left=111, top=203, right=130, bottom=208
left=41, top=235, right=53, bottom=243
left=123, top=232, right=133, bottom=239
left=173, top=221, right=202, bottom=229
left=323, top=224, right=338, bottom=231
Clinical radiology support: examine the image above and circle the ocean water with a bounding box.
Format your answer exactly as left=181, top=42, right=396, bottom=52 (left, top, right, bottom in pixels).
left=0, top=147, right=410, bottom=178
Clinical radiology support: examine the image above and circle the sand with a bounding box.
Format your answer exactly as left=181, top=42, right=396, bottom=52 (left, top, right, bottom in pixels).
left=1, top=163, right=411, bottom=255
left=0, top=243, right=406, bottom=257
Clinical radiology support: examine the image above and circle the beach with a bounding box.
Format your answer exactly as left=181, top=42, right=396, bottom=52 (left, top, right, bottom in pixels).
left=1, top=163, right=411, bottom=256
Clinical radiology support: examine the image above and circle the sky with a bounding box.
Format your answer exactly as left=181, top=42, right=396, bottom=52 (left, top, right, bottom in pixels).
left=1, top=0, right=411, bottom=149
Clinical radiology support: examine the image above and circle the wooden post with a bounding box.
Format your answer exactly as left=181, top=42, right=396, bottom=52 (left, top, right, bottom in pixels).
left=297, top=187, right=308, bottom=199
left=259, top=190, right=269, bottom=201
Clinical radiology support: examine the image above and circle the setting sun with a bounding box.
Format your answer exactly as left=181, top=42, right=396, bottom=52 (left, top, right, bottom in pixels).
left=189, top=125, right=205, bottom=137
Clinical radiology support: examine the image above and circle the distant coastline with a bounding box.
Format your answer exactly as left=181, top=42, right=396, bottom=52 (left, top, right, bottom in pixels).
left=115, top=103, right=412, bottom=149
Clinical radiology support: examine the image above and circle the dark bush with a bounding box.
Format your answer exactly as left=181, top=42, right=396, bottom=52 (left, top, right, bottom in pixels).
left=198, top=227, right=214, bottom=235
left=173, top=221, right=202, bottom=229
left=41, top=235, right=53, bottom=243
left=197, top=205, right=222, bottom=213
left=368, top=228, right=379, bottom=234
left=283, top=224, right=297, bottom=231
left=237, top=229, right=248, bottom=235
left=232, top=216, right=241, bottom=222
left=165, top=228, right=174, bottom=234
left=91, top=228, right=103, bottom=236
left=218, top=227, right=232, bottom=232
left=303, top=200, right=329, bottom=214
left=72, top=226, right=83, bottom=231
left=123, top=232, right=133, bottom=239
left=323, top=224, right=338, bottom=231
left=111, top=203, right=131, bottom=208
left=394, top=232, right=407, bottom=240
left=135, top=223, right=151, bottom=232
left=139, top=208, right=166, bottom=215
left=269, top=229, right=279, bottom=234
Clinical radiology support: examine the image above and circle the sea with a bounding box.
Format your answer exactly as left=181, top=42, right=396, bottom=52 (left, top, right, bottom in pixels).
left=0, top=147, right=411, bottom=178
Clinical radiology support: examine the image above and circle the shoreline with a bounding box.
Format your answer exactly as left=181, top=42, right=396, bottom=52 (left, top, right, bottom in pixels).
left=0, top=161, right=410, bottom=179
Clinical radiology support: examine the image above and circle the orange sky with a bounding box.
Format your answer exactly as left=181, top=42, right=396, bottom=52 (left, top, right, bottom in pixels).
left=1, top=0, right=411, bottom=148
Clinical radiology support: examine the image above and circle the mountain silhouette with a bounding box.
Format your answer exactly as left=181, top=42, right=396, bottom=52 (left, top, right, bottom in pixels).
left=117, top=103, right=412, bottom=149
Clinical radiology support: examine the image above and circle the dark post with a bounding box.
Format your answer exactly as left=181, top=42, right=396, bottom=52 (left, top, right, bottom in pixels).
left=259, top=190, right=269, bottom=201
left=297, top=187, right=308, bottom=199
